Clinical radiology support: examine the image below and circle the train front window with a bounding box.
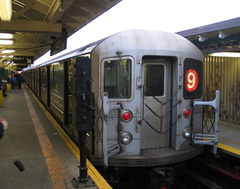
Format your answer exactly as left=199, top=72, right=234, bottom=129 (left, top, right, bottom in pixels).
left=144, top=64, right=164, bottom=96
left=104, top=59, right=131, bottom=98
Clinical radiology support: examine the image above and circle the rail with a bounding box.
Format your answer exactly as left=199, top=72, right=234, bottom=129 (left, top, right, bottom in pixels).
left=176, top=167, right=222, bottom=189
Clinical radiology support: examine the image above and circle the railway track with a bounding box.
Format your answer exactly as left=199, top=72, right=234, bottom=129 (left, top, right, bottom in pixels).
left=174, top=151, right=240, bottom=189
left=175, top=167, right=222, bottom=189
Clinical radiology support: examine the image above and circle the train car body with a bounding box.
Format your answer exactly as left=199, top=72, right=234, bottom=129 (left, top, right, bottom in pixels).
left=90, top=30, right=204, bottom=167
left=23, top=30, right=219, bottom=187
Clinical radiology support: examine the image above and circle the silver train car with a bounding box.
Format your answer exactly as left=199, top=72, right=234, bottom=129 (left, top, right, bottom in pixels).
left=23, top=30, right=218, bottom=187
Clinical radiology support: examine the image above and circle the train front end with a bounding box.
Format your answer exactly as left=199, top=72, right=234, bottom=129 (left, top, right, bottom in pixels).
left=89, top=30, right=207, bottom=168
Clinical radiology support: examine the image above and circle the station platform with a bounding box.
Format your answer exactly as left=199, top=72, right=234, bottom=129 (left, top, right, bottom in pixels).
left=218, top=121, right=240, bottom=157
left=0, top=84, right=111, bottom=189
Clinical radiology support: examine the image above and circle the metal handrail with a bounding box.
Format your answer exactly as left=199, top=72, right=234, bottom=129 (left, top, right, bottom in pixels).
left=193, top=90, right=220, bottom=154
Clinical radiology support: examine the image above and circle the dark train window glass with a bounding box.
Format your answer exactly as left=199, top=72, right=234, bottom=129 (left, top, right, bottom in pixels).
left=104, top=59, right=131, bottom=98
left=144, top=65, right=164, bottom=96
left=41, top=67, right=47, bottom=88
left=51, top=62, right=64, bottom=96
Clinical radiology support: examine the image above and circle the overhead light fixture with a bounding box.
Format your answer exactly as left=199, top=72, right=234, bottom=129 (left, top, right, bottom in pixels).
left=0, top=33, right=14, bottom=44
left=218, top=31, right=229, bottom=39
left=0, top=33, right=14, bottom=39
left=0, top=39, right=14, bottom=45
left=59, top=0, right=64, bottom=12
left=198, top=35, right=208, bottom=42
left=1, top=49, right=15, bottom=54
left=0, top=0, right=12, bottom=21
left=209, top=52, right=240, bottom=57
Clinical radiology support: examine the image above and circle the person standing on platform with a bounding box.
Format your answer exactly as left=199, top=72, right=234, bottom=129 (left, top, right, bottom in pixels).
left=12, top=75, right=17, bottom=91
left=0, top=118, right=8, bottom=139
left=17, top=74, right=23, bottom=89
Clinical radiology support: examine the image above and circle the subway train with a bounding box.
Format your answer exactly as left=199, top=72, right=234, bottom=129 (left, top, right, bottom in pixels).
left=22, top=30, right=219, bottom=188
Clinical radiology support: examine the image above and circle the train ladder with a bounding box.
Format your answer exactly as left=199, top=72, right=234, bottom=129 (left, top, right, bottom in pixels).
left=192, top=90, right=220, bottom=154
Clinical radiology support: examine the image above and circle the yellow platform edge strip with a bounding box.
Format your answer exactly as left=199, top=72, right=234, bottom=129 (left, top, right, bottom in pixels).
left=27, top=85, right=112, bottom=189
left=218, top=143, right=240, bottom=156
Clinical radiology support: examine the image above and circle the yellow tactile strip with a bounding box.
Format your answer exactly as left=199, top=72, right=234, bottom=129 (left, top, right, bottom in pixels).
left=23, top=87, right=69, bottom=189
left=218, top=137, right=240, bottom=156
left=25, top=84, right=112, bottom=189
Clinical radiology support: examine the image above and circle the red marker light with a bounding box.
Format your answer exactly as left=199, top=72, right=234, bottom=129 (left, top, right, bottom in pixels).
left=123, top=112, right=131, bottom=120
left=183, top=108, right=191, bottom=118
left=121, top=110, right=133, bottom=122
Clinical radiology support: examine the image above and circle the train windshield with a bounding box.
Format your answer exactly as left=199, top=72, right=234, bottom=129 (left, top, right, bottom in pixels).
left=104, top=59, right=131, bottom=98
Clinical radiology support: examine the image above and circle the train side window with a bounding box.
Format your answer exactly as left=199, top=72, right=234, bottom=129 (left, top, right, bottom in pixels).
left=51, top=62, right=64, bottom=95
left=104, top=59, right=131, bottom=98
left=41, top=67, right=47, bottom=88
left=144, top=64, right=164, bottom=96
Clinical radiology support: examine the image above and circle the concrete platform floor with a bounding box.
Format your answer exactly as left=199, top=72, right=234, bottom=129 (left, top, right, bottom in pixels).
left=0, top=85, right=80, bottom=189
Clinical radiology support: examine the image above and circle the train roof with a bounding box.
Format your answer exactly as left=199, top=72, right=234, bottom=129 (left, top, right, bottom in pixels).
left=93, top=30, right=202, bottom=56
left=22, top=37, right=106, bottom=71
left=23, top=30, right=202, bottom=71
left=23, top=37, right=106, bottom=71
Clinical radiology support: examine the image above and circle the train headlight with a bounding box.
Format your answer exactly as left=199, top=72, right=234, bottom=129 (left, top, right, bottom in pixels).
left=182, top=127, right=192, bottom=139
left=121, top=109, right=133, bottom=122
left=120, top=132, right=133, bottom=145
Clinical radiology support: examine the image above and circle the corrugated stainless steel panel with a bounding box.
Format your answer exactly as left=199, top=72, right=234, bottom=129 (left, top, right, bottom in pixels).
left=204, top=56, right=240, bottom=124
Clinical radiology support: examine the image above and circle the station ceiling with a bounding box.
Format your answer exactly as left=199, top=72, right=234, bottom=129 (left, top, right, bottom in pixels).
left=1, top=1, right=239, bottom=72
left=0, top=0, right=121, bottom=71
left=177, top=17, right=240, bottom=54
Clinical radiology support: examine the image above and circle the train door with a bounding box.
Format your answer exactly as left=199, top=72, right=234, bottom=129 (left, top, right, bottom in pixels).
left=141, top=57, right=172, bottom=149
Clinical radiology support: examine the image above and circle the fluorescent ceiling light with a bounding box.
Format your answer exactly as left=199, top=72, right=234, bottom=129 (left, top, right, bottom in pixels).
left=0, top=39, right=14, bottom=45
left=0, top=33, right=14, bottom=39
left=1, top=50, right=15, bottom=54
left=0, top=0, right=12, bottom=21
left=209, top=52, right=240, bottom=57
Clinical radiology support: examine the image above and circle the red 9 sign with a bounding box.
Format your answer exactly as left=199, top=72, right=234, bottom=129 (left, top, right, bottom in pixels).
left=183, top=58, right=203, bottom=99
left=185, top=69, right=199, bottom=92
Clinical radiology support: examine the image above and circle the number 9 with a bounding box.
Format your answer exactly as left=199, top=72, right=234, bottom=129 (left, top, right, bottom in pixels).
left=185, top=69, right=198, bottom=92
